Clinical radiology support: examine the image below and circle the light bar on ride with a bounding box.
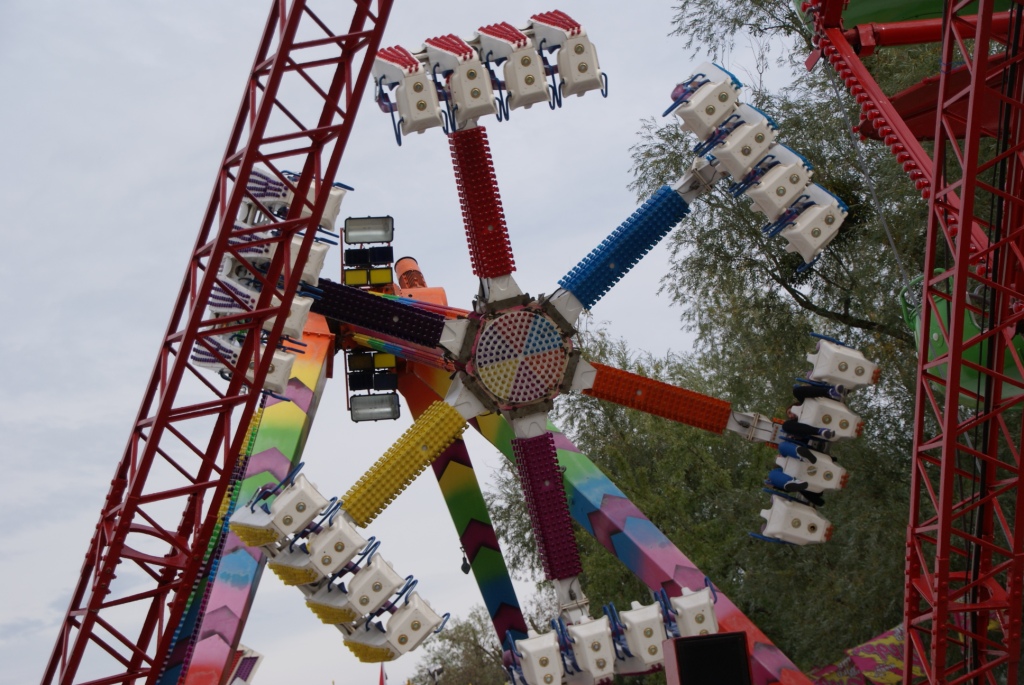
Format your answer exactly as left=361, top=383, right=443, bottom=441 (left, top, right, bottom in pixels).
left=557, top=186, right=691, bottom=310
left=343, top=399, right=469, bottom=526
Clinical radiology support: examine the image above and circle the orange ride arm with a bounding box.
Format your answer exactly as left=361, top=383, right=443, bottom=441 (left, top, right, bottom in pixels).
left=582, top=362, right=731, bottom=434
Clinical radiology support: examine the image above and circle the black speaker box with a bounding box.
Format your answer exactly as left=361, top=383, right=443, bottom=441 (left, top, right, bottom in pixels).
left=663, top=631, right=753, bottom=685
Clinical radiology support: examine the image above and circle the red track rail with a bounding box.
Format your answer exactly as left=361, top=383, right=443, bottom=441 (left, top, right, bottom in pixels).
left=42, top=2, right=392, bottom=683
left=816, top=24, right=992, bottom=265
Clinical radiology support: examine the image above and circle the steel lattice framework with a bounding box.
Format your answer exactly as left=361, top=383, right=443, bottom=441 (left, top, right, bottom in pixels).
left=811, top=0, right=1024, bottom=682
left=907, top=3, right=1024, bottom=681
left=41, top=1, right=392, bottom=683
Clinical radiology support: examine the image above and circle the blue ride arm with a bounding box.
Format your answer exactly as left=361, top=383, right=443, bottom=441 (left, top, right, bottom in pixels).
left=557, top=185, right=690, bottom=310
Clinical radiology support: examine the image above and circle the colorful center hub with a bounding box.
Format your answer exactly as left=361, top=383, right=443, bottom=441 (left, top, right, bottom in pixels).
left=473, top=309, right=569, bottom=407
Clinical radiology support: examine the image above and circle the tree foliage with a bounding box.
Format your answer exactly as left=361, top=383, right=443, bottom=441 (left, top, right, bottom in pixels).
left=411, top=605, right=506, bottom=685
left=410, top=594, right=559, bottom=685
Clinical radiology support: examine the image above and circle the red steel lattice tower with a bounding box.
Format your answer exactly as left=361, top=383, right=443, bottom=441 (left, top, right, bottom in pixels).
left=41, top=1, right=392, bottom=683
left=906, top=3, right=1024, bottom=681
left=811, top=0, right=1024, bottom=681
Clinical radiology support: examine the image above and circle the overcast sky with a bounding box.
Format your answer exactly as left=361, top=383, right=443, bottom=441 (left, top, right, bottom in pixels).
left=0, top=2, right=790, bottom=683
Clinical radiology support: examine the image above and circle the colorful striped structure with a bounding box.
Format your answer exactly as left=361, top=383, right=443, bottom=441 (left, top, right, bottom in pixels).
left=171, top=315, right=335, bottom=685
left=397, top=370, right=530, bottom=650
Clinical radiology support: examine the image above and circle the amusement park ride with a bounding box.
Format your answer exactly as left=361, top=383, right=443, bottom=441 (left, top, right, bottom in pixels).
left=40, top=1, right=1024, bottom=684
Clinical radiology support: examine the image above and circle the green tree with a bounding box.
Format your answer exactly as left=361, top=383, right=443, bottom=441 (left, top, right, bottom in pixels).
left=411, top=606, right=506, bottom=685
left=410, top=594, right=559, bottom=685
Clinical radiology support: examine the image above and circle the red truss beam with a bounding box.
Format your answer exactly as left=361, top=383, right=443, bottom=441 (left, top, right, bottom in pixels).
left=41, top=2, right=392, bottom=684
left=814, top=22, right=993, bottom=266
left=809, top=1, right=1024, bottom=682
left=905, top=3, right=1024, bottom=683
left=841, top=12, right=1013, bottom=55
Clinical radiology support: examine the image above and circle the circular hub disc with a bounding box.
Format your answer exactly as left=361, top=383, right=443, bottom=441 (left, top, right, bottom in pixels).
left=473, top=309, right=569, bottom=407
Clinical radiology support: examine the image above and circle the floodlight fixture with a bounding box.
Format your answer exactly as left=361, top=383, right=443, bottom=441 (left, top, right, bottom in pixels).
left=350, top=393, right=401, bottom=422
left=344, top=216, right=394, bottom=244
